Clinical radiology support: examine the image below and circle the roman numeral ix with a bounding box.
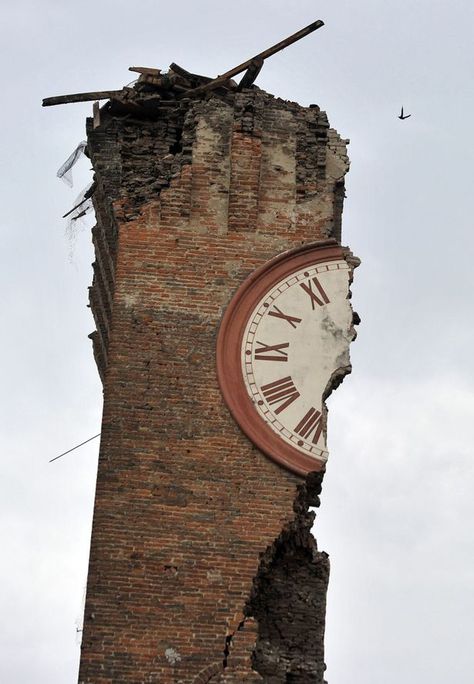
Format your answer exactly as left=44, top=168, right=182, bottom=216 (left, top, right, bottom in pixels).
left=299, top=276, right=330, bottom=309
left=260, top=376, right=300, bottom=414
left=254, top=341, right=289, bottom=362
left=267, top=305, right=302, bottom=329
left=294, top=407, right=323, bottom=445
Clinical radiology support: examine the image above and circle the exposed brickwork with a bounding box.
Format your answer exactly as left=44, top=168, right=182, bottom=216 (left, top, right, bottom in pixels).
left=79, top=85, right=349, bottom=683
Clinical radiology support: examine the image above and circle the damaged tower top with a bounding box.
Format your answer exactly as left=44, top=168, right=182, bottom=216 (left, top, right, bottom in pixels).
left=45, top=20, right=359, bottom=683
left=43, top=20, right=325, bottom=111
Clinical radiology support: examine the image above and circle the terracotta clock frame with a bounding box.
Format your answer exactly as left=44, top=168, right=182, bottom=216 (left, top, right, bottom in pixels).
left=216, top=238, right=352, bottom=477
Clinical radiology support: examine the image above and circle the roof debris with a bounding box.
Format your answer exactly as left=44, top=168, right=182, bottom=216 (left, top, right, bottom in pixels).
left=42, top=19, right=324, bottom=114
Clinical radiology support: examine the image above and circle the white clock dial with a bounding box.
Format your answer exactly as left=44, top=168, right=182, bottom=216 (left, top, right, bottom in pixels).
left=241, top=259, right=354, bottom=464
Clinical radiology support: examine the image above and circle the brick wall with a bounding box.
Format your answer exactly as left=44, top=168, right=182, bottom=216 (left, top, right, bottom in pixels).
left=80, top=86, right=350, bottom=683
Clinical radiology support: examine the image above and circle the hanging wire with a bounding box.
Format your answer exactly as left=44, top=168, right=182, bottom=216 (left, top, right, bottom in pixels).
left=49, top=433, right=101, bottom=463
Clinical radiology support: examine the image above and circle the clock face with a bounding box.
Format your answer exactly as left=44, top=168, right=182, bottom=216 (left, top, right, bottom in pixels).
left=217, top=240, right=358, bottom=476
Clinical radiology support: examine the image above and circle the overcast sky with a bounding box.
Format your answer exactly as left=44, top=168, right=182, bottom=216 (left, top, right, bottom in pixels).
left=1, top=1, right=473, bottom=682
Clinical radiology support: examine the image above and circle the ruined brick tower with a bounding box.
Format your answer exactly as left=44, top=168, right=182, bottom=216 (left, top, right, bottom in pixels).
left=69, top=59, right=353, bottom=683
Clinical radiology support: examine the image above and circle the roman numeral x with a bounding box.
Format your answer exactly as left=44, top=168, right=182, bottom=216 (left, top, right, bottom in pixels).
left=267, top=305, right=302, bottom=329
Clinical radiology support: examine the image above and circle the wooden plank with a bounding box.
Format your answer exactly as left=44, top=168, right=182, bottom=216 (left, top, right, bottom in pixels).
left=137, top=73, right=164, bottom=87
left=169, top=63, right=213, bottom=84
left=93, top=101, right=100, bottom=129
left=62, top=182, right=96, bottom=218
left=42, top=90, right=126, bottom=107
left=238, top=57, right=264, bottom=90
left=129, top=66, right=162, bottom=76
left=182, top=19, right=324, bottom=97
left=168, top=62, right=194, bottom=80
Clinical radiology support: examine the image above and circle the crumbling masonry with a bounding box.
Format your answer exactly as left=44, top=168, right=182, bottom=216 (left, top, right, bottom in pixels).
left=79, top=75, right=350, bottom=683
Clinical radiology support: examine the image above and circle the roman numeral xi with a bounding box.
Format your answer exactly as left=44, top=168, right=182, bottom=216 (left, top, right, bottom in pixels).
left=254, top=341, right=289, bottom=362
left=260, top=376, right=300, bottom=414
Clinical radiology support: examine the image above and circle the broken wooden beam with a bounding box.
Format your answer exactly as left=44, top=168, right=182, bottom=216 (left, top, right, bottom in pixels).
left=128, top=66, right=162, bottom=76
left=182, top=19, right=324, bottom=97
left=42, top=90, right=126, bottom=107
left=62, top=182, right=96, bottom=218
left=169, top=63, right=213, bottom=85
left=243, top=19, right=324, bottom=65
left=238, top=57, right=264, bottom=90
left=93, top=101, right=100, bottom=129
left=136, top=73, right=164, bottom=87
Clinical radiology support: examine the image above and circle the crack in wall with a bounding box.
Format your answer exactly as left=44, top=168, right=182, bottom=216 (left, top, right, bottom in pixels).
left=223, top=617, right=247, bottom=669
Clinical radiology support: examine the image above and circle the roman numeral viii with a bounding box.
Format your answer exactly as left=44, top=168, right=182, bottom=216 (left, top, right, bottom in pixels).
left=299, top=276, right=330, bottom=309
left=254, top=341, right=289, bottom=362
left=268, top=305, right=302, bottom=329
left=260, top=376, right=300, bottom=414
left=294, top=407, right=323, bottom=445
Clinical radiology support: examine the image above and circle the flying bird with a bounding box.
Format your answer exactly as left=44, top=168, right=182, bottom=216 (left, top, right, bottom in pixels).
left=398, top=106, right=411, bottom=120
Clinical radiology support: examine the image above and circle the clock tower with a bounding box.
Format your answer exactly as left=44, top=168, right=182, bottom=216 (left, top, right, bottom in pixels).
left=68, top=63, right=357, bottom=683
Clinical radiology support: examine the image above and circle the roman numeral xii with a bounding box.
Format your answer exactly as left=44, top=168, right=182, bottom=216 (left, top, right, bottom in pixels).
left=299, top=276, right=330, bottom=309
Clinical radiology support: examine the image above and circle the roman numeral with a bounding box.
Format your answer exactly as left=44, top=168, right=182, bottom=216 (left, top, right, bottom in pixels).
left=267, top=305, right=302, bottom=329
left=299, top=276, right=330, bottom=309
left=254, top=341, right=289, bottom=361
left=260, top=376, right=300, bottom=414
left=294, top=407, right=323, bottom=445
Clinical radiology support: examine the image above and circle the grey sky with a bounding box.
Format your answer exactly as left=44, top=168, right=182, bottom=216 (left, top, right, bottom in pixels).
left=1, top=1, right=473, bottom=681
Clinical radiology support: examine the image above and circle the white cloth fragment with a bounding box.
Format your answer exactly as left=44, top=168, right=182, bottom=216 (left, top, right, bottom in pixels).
left=56, top=140, right=87, bottom=187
